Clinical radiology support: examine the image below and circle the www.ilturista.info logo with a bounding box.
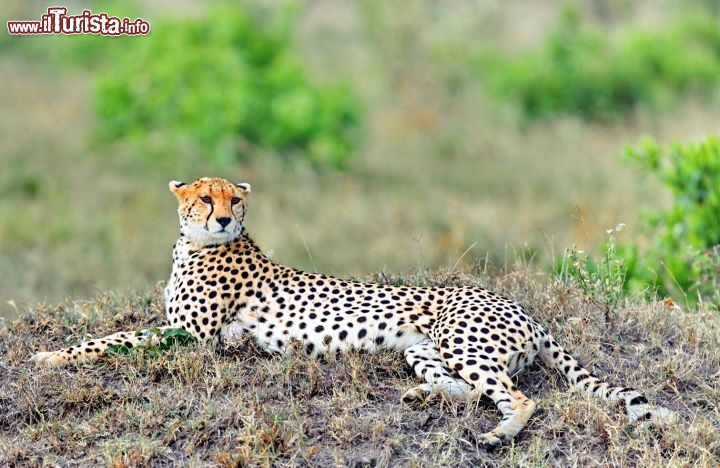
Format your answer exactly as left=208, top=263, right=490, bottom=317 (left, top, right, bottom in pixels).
left=7, top=7, right=150, bottom=36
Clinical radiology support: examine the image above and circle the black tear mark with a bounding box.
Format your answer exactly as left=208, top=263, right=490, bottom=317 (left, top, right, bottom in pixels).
left=204, top=198, right=214, bottom=229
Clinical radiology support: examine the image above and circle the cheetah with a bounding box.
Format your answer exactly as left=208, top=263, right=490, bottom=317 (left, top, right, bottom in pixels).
left=32, top=176, right=675, bottom=447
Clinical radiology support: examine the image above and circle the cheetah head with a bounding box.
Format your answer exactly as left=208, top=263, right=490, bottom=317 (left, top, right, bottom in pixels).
left=169, top=177, right=251, bottom=246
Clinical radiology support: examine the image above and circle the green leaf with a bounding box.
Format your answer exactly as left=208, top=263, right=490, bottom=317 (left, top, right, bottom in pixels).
left=162, top=328, right=197, bottom=348
left=107, top=344, right=131, bottom=356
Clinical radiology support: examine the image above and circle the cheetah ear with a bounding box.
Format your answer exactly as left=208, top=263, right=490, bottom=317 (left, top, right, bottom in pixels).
left=236, top=182, right=251, bottom=194
left=169, top=180, right=187, bottom=197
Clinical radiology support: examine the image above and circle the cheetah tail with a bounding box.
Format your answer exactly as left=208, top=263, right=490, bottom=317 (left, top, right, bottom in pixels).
left=538, top=334, right=676, bottom=424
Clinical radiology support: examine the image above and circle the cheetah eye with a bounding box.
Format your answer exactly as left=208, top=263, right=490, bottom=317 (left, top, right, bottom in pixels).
left=200, top=196, right=212, bottom=204
left=231, top=197, right=241, bottom=205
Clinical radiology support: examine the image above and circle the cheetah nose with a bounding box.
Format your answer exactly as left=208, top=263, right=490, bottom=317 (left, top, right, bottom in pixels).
left=217, top=217, right=231, bottom=228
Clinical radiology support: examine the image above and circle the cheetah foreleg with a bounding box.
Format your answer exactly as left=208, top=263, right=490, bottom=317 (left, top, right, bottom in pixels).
left=32, top=325, right=176, bottom=367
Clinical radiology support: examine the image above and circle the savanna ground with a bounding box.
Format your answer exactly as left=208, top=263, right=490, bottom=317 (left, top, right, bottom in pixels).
left=2, top=269, right=719, bottom=466
left=2, top=0, right=720, bottom=466
left=3, top=0, right=720, bottom=316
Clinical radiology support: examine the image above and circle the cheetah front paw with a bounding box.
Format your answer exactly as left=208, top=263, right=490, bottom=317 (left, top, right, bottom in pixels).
left=478, top=431, right=505, bottom=451
left=401, top=384, right=435, bottom=408
left=31, top=351, right=69, bottom=367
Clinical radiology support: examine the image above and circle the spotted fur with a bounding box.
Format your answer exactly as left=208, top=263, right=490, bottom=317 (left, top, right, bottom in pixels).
left=32, top=177, right=675, bottom=447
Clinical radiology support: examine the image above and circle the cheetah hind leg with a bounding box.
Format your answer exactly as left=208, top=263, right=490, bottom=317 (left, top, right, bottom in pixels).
left=402, top=339, right=473, bottom=406
left=458, top=365, right=537, bottom=448
left=32, top=325, right=177, bottom=367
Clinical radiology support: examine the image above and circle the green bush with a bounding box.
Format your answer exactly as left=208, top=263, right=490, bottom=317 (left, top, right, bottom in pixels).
left=621, top=136, right=720, bottom=306
left=95, top=5, right=361, bottom=168
left=556, top=135, right=720, bottom=309
left=483, top=10, right=720, bottom=121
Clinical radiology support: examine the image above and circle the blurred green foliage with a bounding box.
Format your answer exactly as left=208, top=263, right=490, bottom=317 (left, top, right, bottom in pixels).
left=559, top=135, right=720, bottom=309
left=620, top=136, right=720, bottom=306
left=95, top=5, right=361, bottom=168
left=483, top=9, right=720, bottom=121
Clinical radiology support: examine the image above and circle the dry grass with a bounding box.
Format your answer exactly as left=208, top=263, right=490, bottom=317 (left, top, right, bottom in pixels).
left=1, top=268, right=718, bottom=467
